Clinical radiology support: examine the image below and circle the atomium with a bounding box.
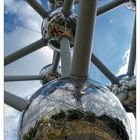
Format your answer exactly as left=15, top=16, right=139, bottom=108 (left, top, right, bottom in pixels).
left=18, top=77, right=132, bottom=140
left=41, top=8, right=77, bottom=51
left=48, top=0, right=64, bottom=9
left=40, top=64, right=61, bottom=85
left=124, top=0, right=136, bottom=11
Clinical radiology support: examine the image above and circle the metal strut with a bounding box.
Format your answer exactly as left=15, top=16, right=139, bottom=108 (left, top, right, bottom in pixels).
left=71, top=0, right=97, bottom=78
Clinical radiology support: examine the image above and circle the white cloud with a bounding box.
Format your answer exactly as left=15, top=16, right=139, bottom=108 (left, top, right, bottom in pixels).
left=117, top=47, right=130, bottom=76
left=4, top=0, right=42, bottom=55
left=4, top=105, right=20, bottom=140
left=4, top=105, right=19, bottom=118
left=4, top=0, right=42, bottom=31
left=4, top=0, right=53, bottom=140
left=117, top=46, right=136, bottom=76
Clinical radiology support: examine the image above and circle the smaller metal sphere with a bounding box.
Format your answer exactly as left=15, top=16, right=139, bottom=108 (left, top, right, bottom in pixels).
left=119, top=75, right=136, bottom=116
left=124, top=0, right=136, bottom=11
left=118, top=75, right=136, bottom=89
left=40, top=64, right=61, bottom=85
left=48, top=0, right=64, bottom=9
left=110, top=74, right=136, bottom=116
left=110, top=74, right=136, bottom=94
left=41, top=8, right=77, bottom=51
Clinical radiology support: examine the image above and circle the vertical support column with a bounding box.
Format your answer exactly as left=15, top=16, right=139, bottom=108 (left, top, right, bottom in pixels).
left=70, top=0, right=97, bottom=78
left=127, top=16, right=136, bottom=76
left=52, top=51, right=60, bottom=73
left=62, top=0, right=74, bottom=16
left=60, top=37, right=72, bottom=77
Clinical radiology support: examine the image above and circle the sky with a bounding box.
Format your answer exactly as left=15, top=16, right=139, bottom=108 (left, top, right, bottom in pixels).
left=4, top=0, right=136, bottom=140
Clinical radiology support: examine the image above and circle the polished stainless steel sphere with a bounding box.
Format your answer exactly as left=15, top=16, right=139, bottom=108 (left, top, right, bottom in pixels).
left=118, top=75, right=136, bottom=116
left=48, top=0, right=64, bottom=9
left=110, top=74, right=136, bottom=117
left=124, top=0, right=136, bottom=11
left=41, top=8, right=77, bottom=51
left=110, top=74, right=136, bottom=95
left=40, top=64, right=61, bottom=85
left=19, top=78, right=132, bottom=140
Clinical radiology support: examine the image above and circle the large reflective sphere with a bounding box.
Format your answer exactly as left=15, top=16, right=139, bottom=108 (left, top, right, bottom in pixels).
left=41, top=8, right=77, bottom=51
left=19, top=78, right=132, bottom=140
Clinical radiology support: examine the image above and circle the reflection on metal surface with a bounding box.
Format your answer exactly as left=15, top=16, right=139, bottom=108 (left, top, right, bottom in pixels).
left=19, top=78, right=132, bottom=140
left=111, top=75, right=136, bottom=95
left=124, top=0, right=136, bottom=11
left=110, top=75, right=136, bottom=117
left=48, top=0, right=64, bottom=10
left=41, top=8, right=77, bottom=51
left=40, top=64, right=61, bottom=85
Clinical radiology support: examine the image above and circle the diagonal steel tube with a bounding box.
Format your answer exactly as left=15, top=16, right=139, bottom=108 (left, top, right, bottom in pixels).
left=4, top=38, right=47, bottom=66
left=97, top=0, right=127, bottom=16
left=127, top=16, right=136, bottom=76
left=60, top=37, right=72, bottom=77
left=74, top=0, right=127, bottom=17
left=52, top=51, right=60, bottom=73
left=26, top=0, right=48, bottom=18
left=71, top=0, right=97, bottom=78
left=4, top=75, right=45, bottom=82
left=91, top=53, right=119, bottom=84
left=117, top=92, right=128, bottom=102
left=4, top=91, right=28, bottom=111
left=62, top=0, right=74, bottom=16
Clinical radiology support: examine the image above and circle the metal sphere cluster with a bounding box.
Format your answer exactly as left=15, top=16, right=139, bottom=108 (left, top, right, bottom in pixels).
left=124, top=0, right=136, bottom=11
left=19, top=78, right=132, bottom=140
left=41, top=8, right=77, bottom=51
left=40, top=64, right=61, bottom=85
left=48, top=0, right=64, bottom=9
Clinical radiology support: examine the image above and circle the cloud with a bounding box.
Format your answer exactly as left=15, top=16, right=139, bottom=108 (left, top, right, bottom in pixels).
left=4, top=105, right=20, bottom=140
left=117, top=47, right=130, bottom=76
left=4, top=0, right=53, bottom=140
left=4, top=0, right=42, bottom=55
left=4, top=0, right=42, bottom=31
